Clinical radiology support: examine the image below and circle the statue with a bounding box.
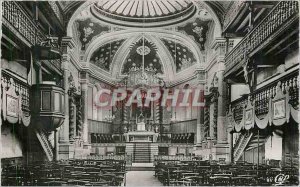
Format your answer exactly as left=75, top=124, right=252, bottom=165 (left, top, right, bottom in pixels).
left=136, top=112, right=146, bottom=131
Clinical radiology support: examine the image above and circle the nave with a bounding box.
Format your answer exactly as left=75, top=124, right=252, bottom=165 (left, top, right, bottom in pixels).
left=1, top=0, right=299, bottom=186
left=2, top=156, right=299, bottom=186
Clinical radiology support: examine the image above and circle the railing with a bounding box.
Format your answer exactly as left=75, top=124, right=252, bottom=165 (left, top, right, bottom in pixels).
left=154, top=155, right=196, bottom=161
left=234, top=132, right=253, bottom=161
left=86, top=155, right=131, bottom=161
left=88, top=119, right=113, bottom=134
left=254, top=70, right=299, bottom=116
left=231, top=96, right=248, bottom=123
left=171, top=119, right=197, bottom=134
left=223, top=1, right=246, bottom=31
left=2, top=1, right=46, bottom=45
left=230, top=69, right=299, bottom=121
left=225, top=1, right=299, bottom=74
left=35, top=129, right=54, bottom=161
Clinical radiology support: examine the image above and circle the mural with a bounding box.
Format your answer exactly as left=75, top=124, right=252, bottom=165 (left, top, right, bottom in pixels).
left=161, top=38, right=197, bottom=72
left=178, top=18, right=210, bottom=51
left=76, top=18, right=110, bottom=50
left=90, top=39, right=125, bottom=72
left=122, top=38, right=163, bottom=74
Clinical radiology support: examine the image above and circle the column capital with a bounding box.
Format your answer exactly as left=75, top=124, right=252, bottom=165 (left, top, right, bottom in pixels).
left=211, top=38, right=234, bottom=56
left=61, top=36, right=76, bottom=49
left=194, top=68, right=206, bottom=84
left=61, top=36, right=76, bottom=55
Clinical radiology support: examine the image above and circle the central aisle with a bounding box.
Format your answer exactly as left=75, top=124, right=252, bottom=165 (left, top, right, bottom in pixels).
left=126, top=171, right=163, bottom=186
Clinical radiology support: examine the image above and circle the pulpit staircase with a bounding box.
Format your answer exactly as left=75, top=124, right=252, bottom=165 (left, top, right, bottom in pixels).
left=133, top=143, right=151, bottom=163
left=35, top=129, right=54, bottom=161
left=233, top=132, right=253, bottom=162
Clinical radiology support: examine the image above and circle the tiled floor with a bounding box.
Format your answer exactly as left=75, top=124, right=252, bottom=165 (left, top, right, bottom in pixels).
left=126, top=171, right=163, bottom=186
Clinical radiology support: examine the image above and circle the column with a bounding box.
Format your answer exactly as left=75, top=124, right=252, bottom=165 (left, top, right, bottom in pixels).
left=81, top=72, right=89, bottom=144
left=217, top=68, right=227, bottom=143
left=212, top=38, right=230, bottom=144
left=194, top=69, right=205, bottom=145
left=59, top=60, right=70, bottom=143
left=69, top=98, right=76, bottom=142
left=0, top=59, right=2, bottom=127
left=58, top=37, right=76, bottom=159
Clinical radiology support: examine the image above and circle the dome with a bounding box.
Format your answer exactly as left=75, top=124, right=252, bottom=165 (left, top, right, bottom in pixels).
left=91, top=0, right=197, bottom=27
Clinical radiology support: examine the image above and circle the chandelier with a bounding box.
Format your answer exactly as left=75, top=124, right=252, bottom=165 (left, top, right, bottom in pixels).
left=124, top=34, right=163, bottom=88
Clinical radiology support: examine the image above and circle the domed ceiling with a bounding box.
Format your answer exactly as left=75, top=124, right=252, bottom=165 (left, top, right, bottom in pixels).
left=91, top=0, right=197, bottom=27
left=66, top=0, right=228, bottom=83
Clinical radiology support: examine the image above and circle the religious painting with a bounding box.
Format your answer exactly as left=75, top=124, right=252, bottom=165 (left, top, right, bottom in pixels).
left=178, top=18, right=210, bottom=51
left=76, top=18, right=110, bottom=50
left=122, top=38, right=163, bottom=75
left=273, top=99, right=286, bottom=119
left=161, top=38, right=196, bottom=72
left=90, top=39, right=125, bottom=72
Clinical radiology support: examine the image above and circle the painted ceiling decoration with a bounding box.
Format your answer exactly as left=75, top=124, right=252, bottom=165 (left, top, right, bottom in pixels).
left=122, top=38, right=163, bottom=74
left=90, top=39, right=126, bottom=72
left=161, top=38, right=196, bottom=73
left=76, top=18, right=110, bottom=50
left=178, top=18, right=210, bottom=51
left=90, top=0, right=197, bottom=27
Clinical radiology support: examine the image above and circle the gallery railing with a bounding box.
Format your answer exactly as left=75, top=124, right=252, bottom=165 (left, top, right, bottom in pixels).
left=2, top=1, right=46, bottom=45
left=154, top=155, right=195, bottom=161
left=230, top=69, right=299, bottom=122
left=225, top=1, right=299, bottom=75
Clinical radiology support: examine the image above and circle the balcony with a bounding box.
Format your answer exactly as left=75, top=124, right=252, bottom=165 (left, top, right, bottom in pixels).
left=225, top=1, right=299, bottom=77
left=230, top=68, right=299, bottom=122
left=2, top=1, right=46, bottom=46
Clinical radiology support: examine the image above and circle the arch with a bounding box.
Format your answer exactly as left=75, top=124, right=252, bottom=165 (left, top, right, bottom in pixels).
left=84, top=28, right=205, bottom=82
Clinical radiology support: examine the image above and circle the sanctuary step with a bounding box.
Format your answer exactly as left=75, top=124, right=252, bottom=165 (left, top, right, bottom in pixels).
left=134, top=143, right=151, bottom=163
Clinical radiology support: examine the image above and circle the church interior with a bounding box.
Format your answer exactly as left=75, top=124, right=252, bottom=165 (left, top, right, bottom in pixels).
left=1, top=0, right=299, bottom=186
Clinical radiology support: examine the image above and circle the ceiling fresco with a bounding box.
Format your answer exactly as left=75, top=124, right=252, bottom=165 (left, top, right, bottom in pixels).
left=122, top=38, right=163, bottom=74
left=178, top=18, right=210, bottom=51
left=90, top=0, right=196, bottom=27
left=90, top=39, right=126, bottom=72
left=161, top=38, right=197, bottom=73
left=76, top=18, right=110, bottom=50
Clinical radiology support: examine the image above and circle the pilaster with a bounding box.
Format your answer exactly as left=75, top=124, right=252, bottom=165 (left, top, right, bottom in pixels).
left=58, top=37, right=76, bottom=159
left=194, top=68, right=206, bottom=147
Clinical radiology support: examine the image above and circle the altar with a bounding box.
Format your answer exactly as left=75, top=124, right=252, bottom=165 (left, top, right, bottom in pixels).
left=124, top=121, right=159, bottom=142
